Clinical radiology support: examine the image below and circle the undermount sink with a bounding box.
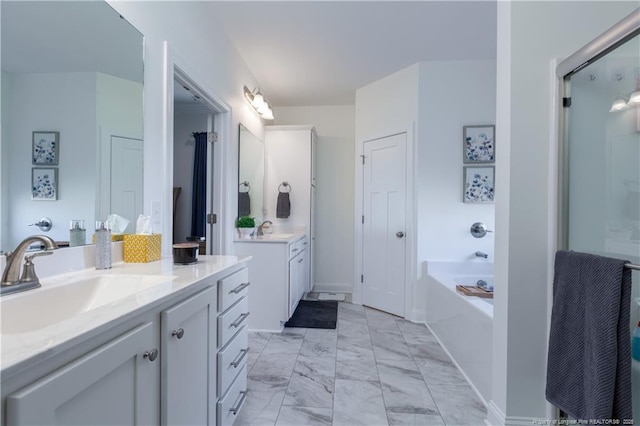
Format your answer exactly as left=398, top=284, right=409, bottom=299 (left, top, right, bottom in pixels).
left=0, top=274, right=175, bottom=335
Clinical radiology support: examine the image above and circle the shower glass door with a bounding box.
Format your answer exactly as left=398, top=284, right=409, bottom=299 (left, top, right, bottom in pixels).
left=562, top=31, right=640, bottom=419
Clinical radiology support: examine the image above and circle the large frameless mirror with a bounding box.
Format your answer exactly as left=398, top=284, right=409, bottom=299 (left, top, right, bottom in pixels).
left=237, top=124, right=264, bottom=221
left=1, top=1, right=144, bottom=251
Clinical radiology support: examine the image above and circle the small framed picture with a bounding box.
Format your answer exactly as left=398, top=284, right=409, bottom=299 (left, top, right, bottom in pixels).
left=32, top=168, right=57, bottom=200
left=32, top=131, right=59, bottom=165
left=463, top=166, right=494, bottom=204
left=463, top=125, right=495, bottom=163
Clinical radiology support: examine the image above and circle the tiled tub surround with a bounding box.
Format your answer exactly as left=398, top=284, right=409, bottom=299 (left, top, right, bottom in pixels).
left=425, top=260, right=494, bottom=403
left=237, top=303, right=487, bottom=426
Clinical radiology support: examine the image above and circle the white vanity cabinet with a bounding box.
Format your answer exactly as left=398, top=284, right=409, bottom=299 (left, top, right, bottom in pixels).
left=265, top=125, right=317, bottom=292
left=1, top=260, right=251, bottom=426
left=6, top=322, right=158, bottom=425
left=235, top=235, right=306, bottom=332
left=161, top=286, right=217, bottom=425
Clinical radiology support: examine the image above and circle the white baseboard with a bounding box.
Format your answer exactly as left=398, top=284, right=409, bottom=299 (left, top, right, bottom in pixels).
left=485, top=402, right=540, bottom=426
left=486, top=401, right=506, bottom=425
left=312, top=282, right=352, bottom=293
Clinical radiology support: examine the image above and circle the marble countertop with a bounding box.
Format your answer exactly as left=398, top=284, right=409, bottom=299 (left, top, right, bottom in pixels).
left=0, top=255, right=250, bottom=376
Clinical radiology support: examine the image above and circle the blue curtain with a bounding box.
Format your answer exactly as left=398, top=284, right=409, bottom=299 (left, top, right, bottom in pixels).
left=190, top=132, right=207, bottom=237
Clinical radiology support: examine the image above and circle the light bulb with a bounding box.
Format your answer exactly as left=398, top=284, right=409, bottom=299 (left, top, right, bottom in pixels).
left=262, top=107, right=274, bottom=120
left=610, top=97, right=627, bottom=112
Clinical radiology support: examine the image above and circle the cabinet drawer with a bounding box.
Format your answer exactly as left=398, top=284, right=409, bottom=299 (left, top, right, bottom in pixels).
left=217, top=364, right=247, bottom=426
left=288, top=237, right=306, bottom=259
left=218, top=268, right=250, bottom=313
left=218, top=296, right=249, bottom=348
left=217, top=326, right=248, bottom=397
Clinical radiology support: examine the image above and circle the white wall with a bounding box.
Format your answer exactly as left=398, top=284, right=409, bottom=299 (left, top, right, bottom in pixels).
left=173, top=106, right=208, bottom=243
left=354, top=61, right=496, bottom=320
left=491, top=2, right=638, bottom=423
left=4, top=72, right=96, bottom=247
left=417, top=60, right=496, bottom=263
left=107, top=1, right=264, bottom=256
left=274, top=106, right=355, bottom=292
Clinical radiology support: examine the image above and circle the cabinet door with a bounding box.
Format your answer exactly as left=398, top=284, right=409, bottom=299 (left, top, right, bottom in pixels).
left=161, top=287, right=217, bottom=426
left=7, top=322, right=158, bottom=425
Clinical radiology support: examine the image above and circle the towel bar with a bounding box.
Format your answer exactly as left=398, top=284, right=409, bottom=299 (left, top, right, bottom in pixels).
left=625, top=262, right=640, bottom=271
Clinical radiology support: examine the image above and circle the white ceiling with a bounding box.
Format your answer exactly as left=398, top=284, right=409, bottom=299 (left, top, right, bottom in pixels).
left=208, top=1, right=497, bottom=107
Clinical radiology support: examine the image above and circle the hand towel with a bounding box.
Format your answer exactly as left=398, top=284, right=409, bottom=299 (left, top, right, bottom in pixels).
left=238, top=191, right=251, bottom=217
left=276, top=191, right=290, bottom=218
left=546, top=250, right=632, bottom=421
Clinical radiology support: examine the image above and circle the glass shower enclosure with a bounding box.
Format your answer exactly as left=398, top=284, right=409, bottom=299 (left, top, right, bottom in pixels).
left=558, top=10, right=639, bottom=420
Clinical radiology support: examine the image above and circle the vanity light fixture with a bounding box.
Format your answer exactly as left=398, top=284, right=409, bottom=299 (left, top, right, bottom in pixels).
left=243, top=86, right=274, bottom=120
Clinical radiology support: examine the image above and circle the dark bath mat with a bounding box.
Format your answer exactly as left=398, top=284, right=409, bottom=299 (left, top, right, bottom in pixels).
left=284, top=300, right=338, bottom=329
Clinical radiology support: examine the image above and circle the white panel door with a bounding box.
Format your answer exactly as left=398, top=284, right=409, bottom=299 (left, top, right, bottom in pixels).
left=362, top=133, right=407, bottom=317
left=111, top=136, right=143, bottom=233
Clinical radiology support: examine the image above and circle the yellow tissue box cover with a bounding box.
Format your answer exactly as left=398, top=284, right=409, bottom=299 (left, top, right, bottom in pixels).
left=123, top=234, right=162, bottom=263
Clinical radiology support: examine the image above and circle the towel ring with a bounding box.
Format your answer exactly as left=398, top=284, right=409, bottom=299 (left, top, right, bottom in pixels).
left=278, top=182, right=291, bottom=193
left=239, top=181, right=250, bottom=193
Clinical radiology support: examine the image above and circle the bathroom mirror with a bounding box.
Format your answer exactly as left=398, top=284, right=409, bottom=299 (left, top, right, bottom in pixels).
left=1, top=1, right=144, bottom=251
left=237, top=124, right=265, bottom=221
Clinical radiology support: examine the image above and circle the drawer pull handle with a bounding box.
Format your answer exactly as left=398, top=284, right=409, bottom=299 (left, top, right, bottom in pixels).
left=229, top=282, right=250, bottom=294
left=230, top=312, right=250, bottom=328
left=143, top=348, right=158, bottom=362
left=230, top=348, right=249, bottom=368
left=171, top=328, right=185, bottom=339
left=230, top=391, right=248, bottom=415
left=291, top=248, right=299, bottom=252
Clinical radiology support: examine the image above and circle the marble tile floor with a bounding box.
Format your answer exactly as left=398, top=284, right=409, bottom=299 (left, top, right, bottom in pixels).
left=235, top=302, right=487, bottom=426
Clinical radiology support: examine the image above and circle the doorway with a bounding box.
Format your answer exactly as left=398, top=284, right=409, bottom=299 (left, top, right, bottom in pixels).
left=170, top=65, right=227, bottom=255
left=361, top=133, right=408, bottom=317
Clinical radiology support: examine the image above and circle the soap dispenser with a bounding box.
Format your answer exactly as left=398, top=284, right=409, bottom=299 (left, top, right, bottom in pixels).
left=95, top=220, right=111, bottom=270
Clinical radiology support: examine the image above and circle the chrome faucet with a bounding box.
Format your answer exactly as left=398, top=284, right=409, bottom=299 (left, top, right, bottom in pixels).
left=256, top=220, right=273, bottom=237
left=475, top=251, right=489, bottom=259
left=1, top=235, right=58, bottom=296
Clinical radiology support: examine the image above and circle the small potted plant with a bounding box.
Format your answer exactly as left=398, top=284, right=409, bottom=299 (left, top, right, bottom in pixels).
left=236, top=216, right=256, bottom=239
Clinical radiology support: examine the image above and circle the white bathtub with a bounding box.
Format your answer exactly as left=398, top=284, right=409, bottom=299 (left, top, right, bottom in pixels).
left=425, top=260, right=494, bottom=403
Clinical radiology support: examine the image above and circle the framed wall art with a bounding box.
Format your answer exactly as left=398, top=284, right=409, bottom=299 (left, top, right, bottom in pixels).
left=463, top=165, right=494, bottom=204
left=32, top=168, right=57, bottom=200
left=32, top=131, right=59, bottom=165
left=463, top=125, right=494, bottom=163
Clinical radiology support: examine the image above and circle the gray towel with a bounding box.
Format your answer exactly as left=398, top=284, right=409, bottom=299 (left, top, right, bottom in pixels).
left=276, top=191, right=290, bottom=218
left=546, top=250, right=632, bottom=421
left=238, top=191, right=251, bottom=217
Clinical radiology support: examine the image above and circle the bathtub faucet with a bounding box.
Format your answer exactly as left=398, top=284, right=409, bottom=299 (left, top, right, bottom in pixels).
left=475, top=251, right=488, bottom=259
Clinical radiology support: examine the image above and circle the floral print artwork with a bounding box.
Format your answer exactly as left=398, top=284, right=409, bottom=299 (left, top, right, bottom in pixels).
left=464, top=166, right=494, bottom=203
left=464, top=126, right=494, bottom=163
left=32, top=168, right=57, bottom=200
left=32, top=132, right=59, bottom=165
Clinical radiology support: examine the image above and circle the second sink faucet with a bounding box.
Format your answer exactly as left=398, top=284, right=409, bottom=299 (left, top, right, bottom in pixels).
left=475, top=251, right=489, bottom=259
left=256, top=220, right=273, bottom=237
left=1, top=235, right=58, bottom=296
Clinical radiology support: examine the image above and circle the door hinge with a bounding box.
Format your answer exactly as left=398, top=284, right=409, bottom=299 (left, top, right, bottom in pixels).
left=208, top=131, right=218, bottom=143
left=361, top=274, right=364, bottom=283
left=207, top=213, right=217, bottom=224
left=361, top=215, right=364, bottom=224
left=360, top=155, right=365, bottom=165
left=562, top=97, right=572, bottom=108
